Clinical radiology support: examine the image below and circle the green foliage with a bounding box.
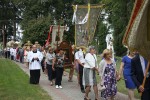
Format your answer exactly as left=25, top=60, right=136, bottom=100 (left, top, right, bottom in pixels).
left=0, top=0, right=22, bottom=46
left=22, top=15, right=52, bottom=45
left=20, top=0, right=53, bottom=45
left=91, top=13, right=108, bottom=54
left=20, top=0, right=76, bottom=45
left=2, top=0, right=134, bottom=56
left=97, top=20, right=108, bottom=53
left=20, top=0, right=94, bottom=45
left=99, top=0, right=135, bottom=56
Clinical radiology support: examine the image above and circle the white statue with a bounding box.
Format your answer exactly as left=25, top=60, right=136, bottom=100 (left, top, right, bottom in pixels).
left=106, top=34, right=114, bottom=60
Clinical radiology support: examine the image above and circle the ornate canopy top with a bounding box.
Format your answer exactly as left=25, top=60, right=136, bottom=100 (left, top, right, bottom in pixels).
left=34, top=41, right=41, bottom=47
left=24, top=41, right=33, bottom=46
left=7, top=40, right=15, bottom=47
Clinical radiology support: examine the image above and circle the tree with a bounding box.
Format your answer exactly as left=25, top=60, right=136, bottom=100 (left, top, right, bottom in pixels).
left=97, top=18, right=108, bottom=53
left=20, top=0, right=89, bottom=45
left=0, top=0, right=21, bottom=47
left=19, top=0, right=68, bottom=45
left=100, top=0, right=135, bottom=56
left=7, top=0, right=135, bottom=56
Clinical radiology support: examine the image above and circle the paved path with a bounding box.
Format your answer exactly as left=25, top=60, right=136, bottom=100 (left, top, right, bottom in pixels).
left=15, top=62, right=138, bottom=100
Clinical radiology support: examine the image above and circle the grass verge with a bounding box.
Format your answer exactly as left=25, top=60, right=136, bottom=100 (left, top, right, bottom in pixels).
left=0, top=58, right=51, bottom=100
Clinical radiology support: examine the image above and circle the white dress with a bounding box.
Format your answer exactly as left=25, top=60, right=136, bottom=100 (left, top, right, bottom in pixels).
left=24, top=50, right=29, bottom=62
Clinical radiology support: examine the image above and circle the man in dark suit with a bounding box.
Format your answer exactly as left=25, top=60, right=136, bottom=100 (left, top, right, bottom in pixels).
left=131, top=54, right=150, bottom=100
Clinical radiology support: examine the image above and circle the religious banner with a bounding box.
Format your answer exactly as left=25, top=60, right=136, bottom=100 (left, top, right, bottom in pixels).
left=51, top=25, right=67, bottom=49
left=45, top=26, right=53, bottom=46
left=72, top=4, right=102, bottom=47
left=123, top=0, right=150, bottom=60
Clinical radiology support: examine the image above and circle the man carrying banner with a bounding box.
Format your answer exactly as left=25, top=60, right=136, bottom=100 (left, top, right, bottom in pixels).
left=131, top=53, right=150, bottom=100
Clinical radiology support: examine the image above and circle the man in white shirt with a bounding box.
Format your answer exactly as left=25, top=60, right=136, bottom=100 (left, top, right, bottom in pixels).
left=28, top=45, right=43, bottom=84
left=10, top=47, right=14, bottom=60
left=75, top=47, right=85, bottom=93
left=12, top=48, right=16, bottom=61
left=83, top=46, right=99, bottom=100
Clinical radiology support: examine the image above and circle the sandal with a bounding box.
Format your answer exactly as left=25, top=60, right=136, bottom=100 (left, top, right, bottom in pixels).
left=84, top=96, right=91, bottom=100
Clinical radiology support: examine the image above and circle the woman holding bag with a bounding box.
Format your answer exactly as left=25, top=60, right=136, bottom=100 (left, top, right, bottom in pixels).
left=99, top=49, right=117, bottom=100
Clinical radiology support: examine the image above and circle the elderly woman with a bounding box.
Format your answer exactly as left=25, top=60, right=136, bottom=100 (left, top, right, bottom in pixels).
left=46, top=47, right=56, bottom=85
left=83, top=46, right=99, bottom=100
left=99, top=49, right=117, bottom=100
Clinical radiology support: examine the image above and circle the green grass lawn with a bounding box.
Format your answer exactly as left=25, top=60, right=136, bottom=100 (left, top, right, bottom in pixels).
left=0, top=58, right=51, bottom=100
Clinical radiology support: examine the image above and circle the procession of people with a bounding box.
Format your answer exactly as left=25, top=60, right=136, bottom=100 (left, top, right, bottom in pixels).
left=2, top=39, right=150, bottom=100
left=2, top=5, right=150, bottom=97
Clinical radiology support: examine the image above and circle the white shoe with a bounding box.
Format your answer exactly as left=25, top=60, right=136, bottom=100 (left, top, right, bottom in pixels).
left=55, top=85, right=59, bottom=89
left=59, top=86, right=62, bottom=89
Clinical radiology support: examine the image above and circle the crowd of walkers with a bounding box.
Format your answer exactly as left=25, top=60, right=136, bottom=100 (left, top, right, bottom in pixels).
left=2, top=43, right=150, bottom=100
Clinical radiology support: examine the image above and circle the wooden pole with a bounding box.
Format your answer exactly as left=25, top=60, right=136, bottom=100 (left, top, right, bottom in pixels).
left=141, top=61, right=150, bottom=96
left=13, top=21, right=16, bottom=41
left=56, top=22, right=60, bottom=51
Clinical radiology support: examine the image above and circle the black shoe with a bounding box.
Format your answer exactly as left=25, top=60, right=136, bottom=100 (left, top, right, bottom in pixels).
left=81, top=90, right=85, bottom=93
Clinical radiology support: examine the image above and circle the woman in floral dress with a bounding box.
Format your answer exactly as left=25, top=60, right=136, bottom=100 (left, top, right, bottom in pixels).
left=99, top=49, right=117, bottom=100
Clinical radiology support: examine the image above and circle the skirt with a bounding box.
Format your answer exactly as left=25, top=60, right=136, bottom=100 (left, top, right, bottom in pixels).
left=83, top=68, right=97, bottom=86
left=123, top=75, right=136, bottom=89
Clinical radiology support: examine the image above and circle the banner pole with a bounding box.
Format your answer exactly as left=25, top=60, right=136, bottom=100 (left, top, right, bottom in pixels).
left=141, top=61, right=150, bottom=96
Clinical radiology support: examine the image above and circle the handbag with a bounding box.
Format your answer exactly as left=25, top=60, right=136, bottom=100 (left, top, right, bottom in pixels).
left=99, top=85, right=106, bottom=91
left=99, top=79, right=106, bottom=91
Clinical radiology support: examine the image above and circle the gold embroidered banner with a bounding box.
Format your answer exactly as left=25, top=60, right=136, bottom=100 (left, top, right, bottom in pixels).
left=123, top=0, right=150, bottom=60
left=73, top=4, right=102, bottom=47
left=51, top=25, right=66, bottom=49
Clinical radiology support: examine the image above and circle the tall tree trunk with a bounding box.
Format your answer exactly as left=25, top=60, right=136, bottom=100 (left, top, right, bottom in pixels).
left=2, top=25, right=6, bottom=49
left=13, top=21, right=16, bottom=41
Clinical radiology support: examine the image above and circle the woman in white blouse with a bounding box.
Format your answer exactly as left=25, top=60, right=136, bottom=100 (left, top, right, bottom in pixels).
left=46, top=47, right=56, bottom=85
left=83, top=46, right=99, bottom=100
